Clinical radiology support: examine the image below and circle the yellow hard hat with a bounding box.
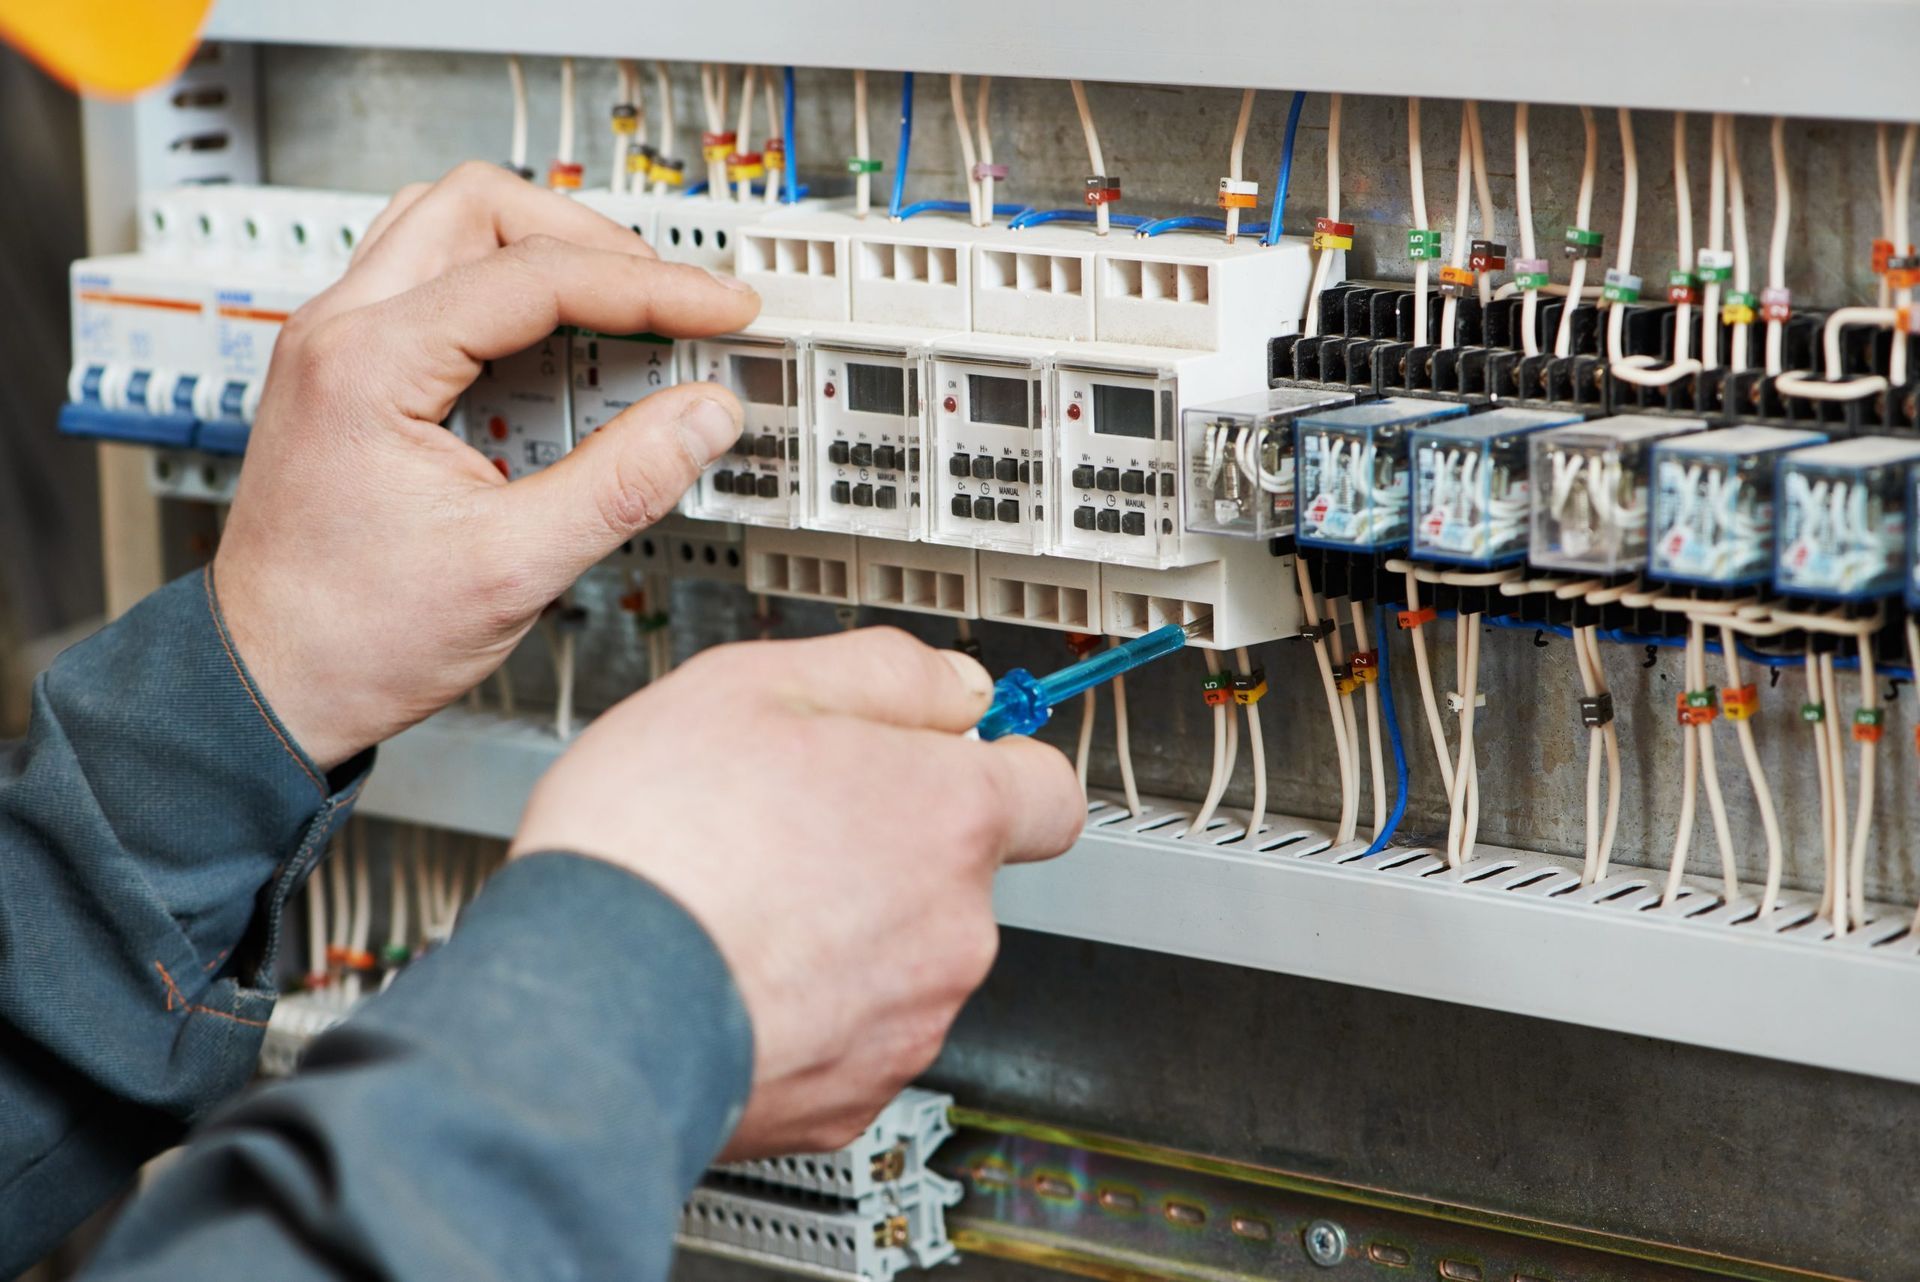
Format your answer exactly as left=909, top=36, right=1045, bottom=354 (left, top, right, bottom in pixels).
left=0, top=0, right=214, bottom=98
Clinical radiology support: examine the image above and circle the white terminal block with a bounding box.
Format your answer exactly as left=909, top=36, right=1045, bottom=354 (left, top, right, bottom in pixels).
left=744, top=526, right=859, bottom=606
left=1053, top=342, right=1259, bottom=569
left=806, top=322, right=955, bottom=540
left=682, top=319, right=811, bottom=528
left=855, top=539, right=978, bottom=618
left=978, top=550, right=1102, bottom=633
left=661, top=196, right=839, bottom=276
left=1095, top=233, right=1314, bottom=351
left=1101, top=538, right=1303, bottom=650
left=925, top=334, right=1055, bottom=555
left=848, top=219, right=989, bottom=332
left=570, top=187, right=665, bottom=248
left=971, top=226, right=1098, bottom=341
left=735, top=209, right=855, bottom=323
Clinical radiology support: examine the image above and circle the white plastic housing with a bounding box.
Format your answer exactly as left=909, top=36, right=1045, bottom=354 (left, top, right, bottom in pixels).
left=1052, top=344, right=1256, bottom=568
left=1095, top=232, right=1314, bottom=350
left=1101, top=540, right=1303, bottom=650
left=736, top=213, right=853, bottom=322
left=855, top=539, right=978, bottom=617
left=970, top=227, right=1098, bottom=341
left=806, top=326, right=950, bottom=539
left=978, top=551, right=1102, bottom=633
left=570, top=187, right=665, bottom=249
left=656, top=200, right=769, bottom=274
left=743, top=527, right=858, bottom=605
left=68, top=255, right=211, bottom=417
left=925, top=336, right=1054, bottom=555
left=569, top=329, right=676, bottom=444
left=849, top=221, right=985, bottom=331
left=463, top=334, right=573, bottom=480
left=683, top=328, right=806, bottom=528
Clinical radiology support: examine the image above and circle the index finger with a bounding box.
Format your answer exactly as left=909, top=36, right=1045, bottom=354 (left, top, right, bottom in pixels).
left=311, top=161, right=661, bottom=322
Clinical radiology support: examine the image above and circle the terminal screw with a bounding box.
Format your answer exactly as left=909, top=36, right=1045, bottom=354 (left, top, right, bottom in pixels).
left=1304, top=1218, right=1347, bottom=1267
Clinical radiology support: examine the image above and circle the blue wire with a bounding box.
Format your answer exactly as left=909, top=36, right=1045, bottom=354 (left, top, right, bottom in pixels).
left=682, top=181, right=709, bottom=197
left=1261, top=91, right=1306, bottom=247
left=1362, top=603, right=1410, bottom=859
left=897, top=199, right=1034, bottom=222
left=1139, top=215, right=1227, bottom=237
left=1008, top=208, right=1150, bottom=231
left=1469, top=611, right=1912, bottom=679
left=781, top=67, right=799, bottom=204
left=889, top=72, right=914, bottom=220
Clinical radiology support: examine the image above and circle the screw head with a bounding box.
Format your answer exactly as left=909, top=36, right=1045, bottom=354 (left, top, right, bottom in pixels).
left=1303, top=1218, right=1347, bottom=1268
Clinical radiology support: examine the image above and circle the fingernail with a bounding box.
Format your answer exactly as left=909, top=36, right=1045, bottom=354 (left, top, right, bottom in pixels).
left=678, top=396, right=744, bottom=462
left=940, top=649, right=994, bottom=702
left=704, top=267, right=757, bottom=293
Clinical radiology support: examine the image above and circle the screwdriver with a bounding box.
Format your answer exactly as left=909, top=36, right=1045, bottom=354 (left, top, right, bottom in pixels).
left=973, top=619, right=1209, bottom=741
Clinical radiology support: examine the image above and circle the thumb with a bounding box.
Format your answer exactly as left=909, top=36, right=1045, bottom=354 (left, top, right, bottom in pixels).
left=489, top=382, right=743, bottom=597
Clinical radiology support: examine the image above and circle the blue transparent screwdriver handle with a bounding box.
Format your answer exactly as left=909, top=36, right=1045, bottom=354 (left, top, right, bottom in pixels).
left=974, top=623, right=1195, bottom=741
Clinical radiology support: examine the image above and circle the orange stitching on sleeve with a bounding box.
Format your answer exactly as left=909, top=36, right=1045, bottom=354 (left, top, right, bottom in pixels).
left=202, top=567, right=327, bottom=799
left=154, top=960, right=269, bottom=1029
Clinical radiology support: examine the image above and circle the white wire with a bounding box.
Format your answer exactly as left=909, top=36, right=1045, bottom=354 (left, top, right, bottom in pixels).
left=506, top=55, right=528, bottom=173
left=1514, top=103, right=1540, bottom=357
left=1821, top=653, right=1850, bottom=935
left=1112, top=654, right=1141, bottom=818
left=1443, top=617, right=1482, bottom=867
left=306, top=845, right=329, bottom=981
left=1765, top=117, right=1789, bottom=376
left=1296, top=558, right=1356, bottom=846
left=1847, top=639, right=1878, bottom=932
left=557, top=56, right=576, bottom=168
left=1326, top=598, right=1360, bottom=845
left=700, top=65, right=728, bottom=201
left=1893, top=125, right=1916, bottom=386
left=975, top=77, right=997, bottom=226
left=1191, top=650, right=1230, bottom=836
left=1808, top=641, right=1839, bottom=927
left=1225, top=88, right=1255, bottom=244
left=1070, top=80, right=1109, bottom=236
left=611, top=61, right=636, bottom=194
left=1726, top=114, right=1753, bottom=372
left=1703, top=114, right=1727, bottom=372
left=652, top=62, right=676, bottom=197
left=1440, top=107, right=1472, bottom=351
left=1074, top=689, right=1096, bottom=791
left=1235, top=646, right=1268, bottom=842
left=1350, top=604, right=1385, bottom=841
left=1572, top=625, right=1603, bottom=882
left=1403, top=570, right=1454, bottom=794
left=1465, top=100, right=1495, bottom=309
left=762, top=72, right=781, bottom=206
left=388, top=829, right=411, bottom=956
left=1719, top=626, right=1783, bottom=916
left=1303, top=94, right=1343, bottom=339
left=854, top=70, right=872, bottom=217
left=1408, top=98, right=1430, bottom=347
left=1661, top=634, right=1702, bottom=907
left=1880, top=124, right=1897, bottom=311
left=734, top=66, right=759, bottom=202
left=1554, top=107, right=1599, bottom=360
left=1690, top=617, right=1739, bottom=902
left=950, top=74, right=982, bottom=225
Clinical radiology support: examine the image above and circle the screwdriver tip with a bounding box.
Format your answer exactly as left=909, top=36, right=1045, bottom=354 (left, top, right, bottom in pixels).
left=1179, top=616, right=1212, bottom=640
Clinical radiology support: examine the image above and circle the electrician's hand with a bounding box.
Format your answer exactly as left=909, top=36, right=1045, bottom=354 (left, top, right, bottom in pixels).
left=508, top=627, right=1086, bottom=1158
left=212, top=161, right=760, bottom=771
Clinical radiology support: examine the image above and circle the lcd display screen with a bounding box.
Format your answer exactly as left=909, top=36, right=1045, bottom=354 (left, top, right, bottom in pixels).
left=847, top=362, right=906, bottom=416
left=1091, top=383, right=1157, bottom=439
left=969, top=373, right=1033, bottom=428
left=731, top=355, right=794, bottom=407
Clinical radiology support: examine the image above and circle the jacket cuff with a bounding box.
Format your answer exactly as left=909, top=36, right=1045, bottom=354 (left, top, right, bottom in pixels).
left=32, top=566, right=368, bottom=997
left=349, top=852, right=756, bottom=1187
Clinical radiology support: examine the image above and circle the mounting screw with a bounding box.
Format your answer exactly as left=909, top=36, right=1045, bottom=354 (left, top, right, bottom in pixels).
left=1303, top=1219, right=1347, bottom=1268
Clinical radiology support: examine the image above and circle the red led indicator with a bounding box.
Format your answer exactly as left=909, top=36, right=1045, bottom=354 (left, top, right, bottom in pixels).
left=943, top=395, right=958, bottom=413
left=1067, top=402, right=1082, bottom=421
left=491, top=457, right=511, bottom=478
left=824, top=382, right=837, bottom=399
left=488, top=415, right=509, bottom=441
